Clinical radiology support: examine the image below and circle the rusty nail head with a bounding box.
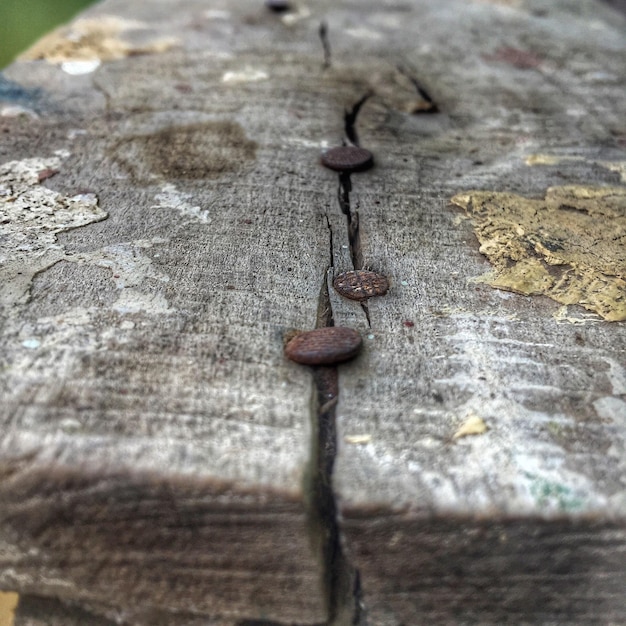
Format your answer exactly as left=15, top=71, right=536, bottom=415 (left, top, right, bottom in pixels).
left=321, top=146, right=373, bottom=173
left=333, top=270, right=389, bottom=301
left=285, top=327, right=362, bottom=365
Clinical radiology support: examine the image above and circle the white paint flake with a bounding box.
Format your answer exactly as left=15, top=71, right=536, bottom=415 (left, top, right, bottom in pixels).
left=0, top=156, right=108, bottom=308
left=61, top=59, right=101, bottom=75
left=152, top=184, right=210, bottom=223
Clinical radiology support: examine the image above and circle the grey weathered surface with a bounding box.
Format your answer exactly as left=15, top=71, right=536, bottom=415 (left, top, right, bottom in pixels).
left=327, top=2, right=626, bottom=623
left=0, top=1, right=339, bottom=623
left=0, top=0, right=625, bottom=625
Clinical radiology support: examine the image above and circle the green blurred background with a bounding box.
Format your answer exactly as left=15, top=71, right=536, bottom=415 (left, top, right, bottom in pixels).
left=0, top=0, right=95, bottom=69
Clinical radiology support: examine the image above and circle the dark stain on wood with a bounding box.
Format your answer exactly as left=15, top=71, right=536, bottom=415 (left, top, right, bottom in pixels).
left=111, top=121, right=257, bottom=181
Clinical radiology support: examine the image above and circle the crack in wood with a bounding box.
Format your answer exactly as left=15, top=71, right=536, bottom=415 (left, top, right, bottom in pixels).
left=310, top=356, right=362, bottom=626
left=304, top=229, right=363, bottom=625
left=396, top=64, right=439, bottom=113
left=325, top=213, right=336, bottom=272
left=303, top=91, right=377, bottom=624
left=337, top=94, right=373, bottom=328
left=336, top=173, right=363, bottom=271
left=337, top=175, right=370, bottom=327
left=343, top=94, right=370, bottom=148
left=307, top=273, right=360, bottom=625
left=319, top=21, right=331, bottom=70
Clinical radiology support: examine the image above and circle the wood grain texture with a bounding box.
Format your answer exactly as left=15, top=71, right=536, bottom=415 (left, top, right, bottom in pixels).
left=0, top=0, right=344, bottom=622
left=324, top=1, right=626, bottom=623
left=0, top=0, right=625, bottom=624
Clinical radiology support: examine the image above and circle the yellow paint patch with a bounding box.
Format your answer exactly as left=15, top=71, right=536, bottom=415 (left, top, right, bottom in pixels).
left=20, top=16, right=176, bottom=64
left=453, top=414, right=489, bottom=440
left=451, top=186, right=626, bottom=321
left=0, top=592, right=18, bottom=626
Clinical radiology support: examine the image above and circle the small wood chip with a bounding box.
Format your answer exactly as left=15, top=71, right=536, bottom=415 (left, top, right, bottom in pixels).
left=453, top=414, right=489, bottom=440
left=344, top=434, right=372, bottom=445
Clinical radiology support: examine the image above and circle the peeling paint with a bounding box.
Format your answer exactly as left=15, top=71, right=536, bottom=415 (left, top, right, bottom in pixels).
left=152, top=184, right=210, bottom=223
left=60, top=59, right=102, bottom=75
left=0, top=156, right=174, bottom=323
left=73, top=239, right=173, bottom=315
left=0, top=591, right=18, bottom=626
left=451, top=186, right=626, bottom=321
left=19, top=16, right=177, bottom=65
left=0, top=156, right=107, bottom=310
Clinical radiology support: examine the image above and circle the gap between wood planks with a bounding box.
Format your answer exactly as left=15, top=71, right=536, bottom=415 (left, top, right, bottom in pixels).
left=337, top=95, right=372, bottom=328
left=307, top=33, right=441, bottom=619
left=307, top=85, right=375, bottom=625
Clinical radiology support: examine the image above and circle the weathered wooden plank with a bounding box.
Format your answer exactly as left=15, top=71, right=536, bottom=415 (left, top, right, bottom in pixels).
left=324, top=1, right=626, bottom=623
left=0, top=1, right=347, bottom=623
left=1, top=0, right=625, bottom=624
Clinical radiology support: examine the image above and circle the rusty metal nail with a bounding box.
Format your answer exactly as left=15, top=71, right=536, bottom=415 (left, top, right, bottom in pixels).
left=284, top=327, right=362, bottom=365
left=321, top=146, right=373, bottom=173
left=333, top=270, right=389, bottom=301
